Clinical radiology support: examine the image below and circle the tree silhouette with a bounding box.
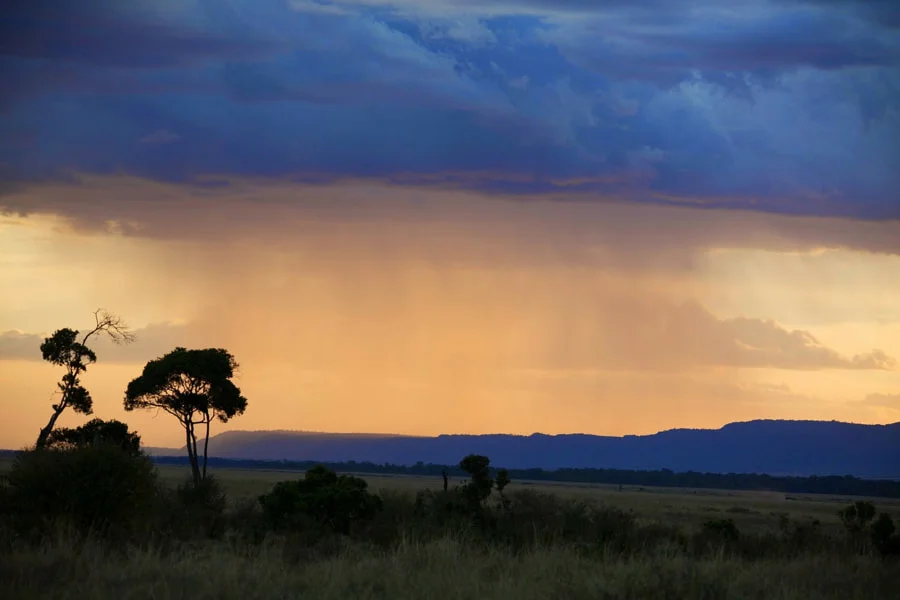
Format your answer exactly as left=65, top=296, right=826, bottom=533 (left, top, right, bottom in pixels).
left=45, top=418, right=142, bottom=457
left=459, top=454, right=494, bottom=509
left=35, top=309, right=135, bottom=449
left=123, top=347, right=247, bottom=484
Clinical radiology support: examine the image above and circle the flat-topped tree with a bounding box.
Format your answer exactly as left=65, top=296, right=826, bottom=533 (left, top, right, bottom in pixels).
left=35, top=309, right=135, bottom=450
left=124, top=347, right=248, bottom=484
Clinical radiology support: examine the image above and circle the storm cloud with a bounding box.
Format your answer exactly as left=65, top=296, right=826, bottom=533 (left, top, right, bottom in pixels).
left=1, top=0, right=898, bottom=220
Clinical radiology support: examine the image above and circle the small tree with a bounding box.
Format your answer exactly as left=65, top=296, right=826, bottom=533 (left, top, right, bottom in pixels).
left=35, top=309, right=135, bottom=449
left=123, top=347, right=247, bottom=484
left=45, top=418, right=142, bottom=457
left=459, top=454, right=494, bottom=511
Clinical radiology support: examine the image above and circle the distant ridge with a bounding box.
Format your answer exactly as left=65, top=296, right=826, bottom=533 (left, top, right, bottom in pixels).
left=146, top=419, right=900, bottom=479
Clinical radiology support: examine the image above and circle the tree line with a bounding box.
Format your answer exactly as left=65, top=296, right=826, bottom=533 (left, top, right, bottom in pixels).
left=145, top=456, right=900, bottom=499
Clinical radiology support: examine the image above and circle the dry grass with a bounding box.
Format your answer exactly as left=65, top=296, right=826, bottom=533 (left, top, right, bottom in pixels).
left=4, top=461, right=900, bottom=599
left=4, top=535, right=900, bottom=600
left=153, top=464, right=900, bottom=534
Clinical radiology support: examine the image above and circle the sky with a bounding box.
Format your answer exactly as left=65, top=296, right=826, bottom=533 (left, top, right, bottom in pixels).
left=1, top=0, right=899, bottom=449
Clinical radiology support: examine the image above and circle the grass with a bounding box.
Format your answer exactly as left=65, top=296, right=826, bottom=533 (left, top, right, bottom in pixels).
left=3, top=461, right=900, bottom=599
left=153, top=463, right=900, bottom=534
left=4, top=535, right=899, bottom=600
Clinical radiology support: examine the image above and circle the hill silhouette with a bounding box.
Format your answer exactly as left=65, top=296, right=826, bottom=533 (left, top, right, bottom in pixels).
left=157, top=419, right=900, bottom=478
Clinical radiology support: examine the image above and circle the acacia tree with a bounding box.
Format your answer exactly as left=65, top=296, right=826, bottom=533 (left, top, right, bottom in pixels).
left=123, top=347, right=248, bottom=484
left=36, top=309, right=135, bottom=449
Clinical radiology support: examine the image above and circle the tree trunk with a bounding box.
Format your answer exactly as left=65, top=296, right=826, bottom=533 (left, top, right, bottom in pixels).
left=184, top=421, right=201, bottom=484
left=35, top=406, right=64, bottom=450
left=190, top=424, right=201, bottom=484
left=202, top=414, right=211, bottom=480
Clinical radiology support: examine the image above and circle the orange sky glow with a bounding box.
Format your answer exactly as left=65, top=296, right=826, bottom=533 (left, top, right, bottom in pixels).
left=1, top=176, right=899, bottom=449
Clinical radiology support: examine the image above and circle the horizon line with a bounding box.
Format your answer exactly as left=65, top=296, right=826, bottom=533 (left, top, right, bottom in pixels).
left=139, top=417, right=900, bottom=448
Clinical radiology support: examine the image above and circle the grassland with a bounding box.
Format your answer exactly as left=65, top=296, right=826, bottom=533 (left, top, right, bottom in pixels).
left=155, top=463, right=900, bottom=534
left=6, top=536, right=899, bottom=600
left=3, top=460, right=900, bottom=599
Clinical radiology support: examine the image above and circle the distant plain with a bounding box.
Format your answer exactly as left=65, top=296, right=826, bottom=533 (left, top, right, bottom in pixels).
left=151, top=463, right=900, bottom=533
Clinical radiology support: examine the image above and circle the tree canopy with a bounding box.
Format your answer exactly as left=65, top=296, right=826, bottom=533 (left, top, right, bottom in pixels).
left=45, top=418, right=142, bottom=457
left=124, top=347, right=247, bottom=483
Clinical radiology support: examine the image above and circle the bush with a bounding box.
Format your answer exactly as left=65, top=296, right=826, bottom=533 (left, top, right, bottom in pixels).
left=836, top=501, right=900, bottom=556
left=159, top=475, right=229, bottom=540
left=2, top=445, right=159, bottom=539
left=871, top=513, right=895, bottom=546
left=870, top=512, right=900, bottom=557
left=697, top=518, right=741, bottom=549
left=838, top=501, right=876, bottom=534
left=591, top=504, right=638, bottom=547
left=258, top=465, right=383, bottom=535
left=778, top=515, right=824, bottom=554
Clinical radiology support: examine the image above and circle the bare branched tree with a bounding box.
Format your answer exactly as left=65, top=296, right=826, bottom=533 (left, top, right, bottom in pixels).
left=88, top=309, right=136, bottom=346
left=35, top=309, right=136, bottom=449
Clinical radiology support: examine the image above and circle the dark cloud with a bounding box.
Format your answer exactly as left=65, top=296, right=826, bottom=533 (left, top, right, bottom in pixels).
left=139, top=129, right=181, bottom=145
left=568, top=11, right=899, bottom=73
left=0, top=0, right=898, bottom=220
left=0, top=0, right=280, bottom=68
left=2, top=176, right=899, bottom=264
left=371, top=0, right=900, bottom=26
left=780, top=0, right=900, bottom=29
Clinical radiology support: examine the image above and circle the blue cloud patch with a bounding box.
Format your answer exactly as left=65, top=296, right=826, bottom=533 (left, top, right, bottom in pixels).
left=0, top=0, right=898, bottom=219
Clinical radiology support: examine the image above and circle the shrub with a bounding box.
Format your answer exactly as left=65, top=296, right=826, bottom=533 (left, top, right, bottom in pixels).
left=159, top=475, right=229, bottom=540
left=837, top=501, right=876, bottom=534
left=871, top=512, right=895, bottom=546
left=414, top=488, right=469, bottom=522
left=591, top=505, right=638, bottom=547
left=836, top=501, right=900, bottom=555
left=778, top=516, right=824, bottom=554
left=258, top=465, right=383, bottom=535
left=699, top=518, right=741, bottom=545
left=870, top=512, right=900, bottom=557
left=2, top=444, right=159, bottom=539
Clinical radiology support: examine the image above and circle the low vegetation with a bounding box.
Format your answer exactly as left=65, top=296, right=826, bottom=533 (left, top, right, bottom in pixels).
left=148, top=455, right=900, bottom=498
left=2, top=441, right=900, bottom=599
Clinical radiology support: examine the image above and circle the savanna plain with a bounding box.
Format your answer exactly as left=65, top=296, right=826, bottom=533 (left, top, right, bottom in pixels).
left=2, top=453, right=900, bottom=600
